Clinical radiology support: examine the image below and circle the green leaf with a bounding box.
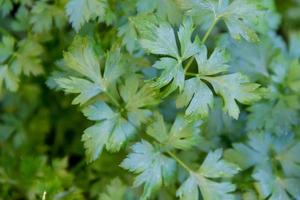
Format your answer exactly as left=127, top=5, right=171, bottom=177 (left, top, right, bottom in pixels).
left=30, top=1, right=66, bottom=33
left=56, top=37, right=126, bottom=105
left=253, top=167, right=300, bottom=200
left=117, top=19, right=139, bottom=53
left=198, top=149, right=240, bottom=178
left=81, top=75, right=157, bottom=161
left=222, top=0, right=263, bottom=42
left=177, top=175, right=237, bottom=200
left=178, top=17, right=201, bottom=60
left=121, top=75, right=159, bottom=112
left=286, top=60, right=300, bottom=92
left=55, top=77, right=102, bottom=105
left=120, top=140, right=176, bottom=199
left=177, top=149, right=239, bottom=200
left=176, top=78, right=213, bottom=117
left=225, top=132, right=300, bottom=179
left=147, top=113, right=201, bottom=150
left=225, top=132, right=273, bottom=170
left=63, top=37, right=102, bottom=83
left=11, top=38, right=44, bottom=76
left=247, top=100, right=298, bottom=135
left=82, top=102, right=136, bottom=162
left=55, top=37, right=106, bottom=104
left=179, top=0, right=266, bottom=42
left=140, top=22, right=179, bottom=58
left=66, top=0, right=107, bottom=32
left=99, top=178, right=127, bottom=200
left=136, top=17, right=201, bottom=94
left=136, top=0, right=182, bottom=24
left=0, top=35, right=15, bottom=63
left=0, top=64, right=19, bottom=92
left=203, top=73, right=261, bottom=119
left=0, top=0, right=13, bottom=16
left=150, top=57, right=184, bottom=91
left=195, top=45, right=229, bottom=75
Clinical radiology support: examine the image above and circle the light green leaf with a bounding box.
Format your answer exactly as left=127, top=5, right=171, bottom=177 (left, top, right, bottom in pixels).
left=11, top=38, right=44, bottom=76
left=177, top=149, right=239, bottom=200
left=120, top=140, right=176, bottom=199
left=63, top=37, right=102, bottom=84
left=30, top=1, right=66, bottom=33
left=121, top=75, right=159, bottom=112
left=150, top=57, right=184, bottom=91
left=136, top=0, right=182, bottom=24
left=0, top=35, right=15, bottom=63
left=0, top=64, right=19, bottom=92
left=147, top=113, right=201, bottom=150
left=176, top=78, right=213, bottom=117
left=56, top=37, right=111, bottom=104
left=195, top=45, right=229, bottom=75
left=55, top=77, right=102, bottom=105
left=82, top=102, right=136, bottom=162
left=286, top=60, right=300, bottom=92
left=179, top=0, right=266, bottom=42
left=99, top=178, right=127, bottom=200
left=203, top=73, right=261, bottom=119
left=178, top=17, right=201, bottom=60
left=198, top=149, right=240, bottom=178
left=66, top=0, right=107, bottom=31
left=224, top=132, right=273, bottom=170
left=247, top=100, right=298, bottom=135
left=253, top=168, right=300, bottom=200
left=140, top=23, right=179, bottom=58
left=104, top=48, right=124, bottom=84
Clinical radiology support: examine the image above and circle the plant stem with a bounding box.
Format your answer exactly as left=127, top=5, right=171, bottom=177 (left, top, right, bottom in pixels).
left=184, top=57, right=194, bottom=73
left=105, top=92, right=120, bottom=107
left=202, top=17, right=219, bottom=44
left=185, top=72, right=199, bottom=76
left=184, top=17, right=219, bottom=74
left=167, top=151, right=193, bottom=173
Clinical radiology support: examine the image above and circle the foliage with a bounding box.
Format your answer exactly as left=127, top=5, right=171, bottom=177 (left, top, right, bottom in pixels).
left=1, top=0, right=300, bottom=199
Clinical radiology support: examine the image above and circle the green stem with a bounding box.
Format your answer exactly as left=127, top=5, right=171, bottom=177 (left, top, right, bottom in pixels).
left=167, top=151, right=193, bottom=173
left=105, top=92, right=120, bottom=107
left=201, top=17, right=219, bottom=44
left=184, top=57, right=194, bottom=73
left=184, top=17, right=219, bottom=74
left=185, top=72, right=199, bottom=76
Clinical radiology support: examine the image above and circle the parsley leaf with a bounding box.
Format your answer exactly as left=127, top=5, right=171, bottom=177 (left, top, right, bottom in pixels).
left=203, top=73, right=261, bottom=119
left=121, top=140, right=176, bottom=199
left=179, top=0, right=266, bottom=42
left=66, top=0, right=107, bottom=32
left=81, top=74, right=158, bottom=162
left=247, top=100, right=298, bottom=135
left=55, top=37, right=124, bottom=105
left=82, top=101, right=136, bottom=162
left=99, top=178, right=127, bottom=200
left=195, top=45, right=229, bottom=75
left=176, top=78, right=213, bottom=117
left=253, top=167, right=300, bottom=200
left=0, top=64, right=19, bottom=92
left=136, top=17, right=201, bottom=91
left=147, top=113, right=201, bottom=150
left=177, top=149, right=239, bottom=200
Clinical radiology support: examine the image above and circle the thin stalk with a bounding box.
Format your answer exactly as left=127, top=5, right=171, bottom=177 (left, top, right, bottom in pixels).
left=167, top=151, right=193, bottom=173
left=201, top=17, right=220, bottom=44
left=105, top=92, right=120, bottom=107
left=184, top=57, right=194, bottom=73
left=185, top=72, right=199, bottom=76
left=184, top=17, right=219, bottom=74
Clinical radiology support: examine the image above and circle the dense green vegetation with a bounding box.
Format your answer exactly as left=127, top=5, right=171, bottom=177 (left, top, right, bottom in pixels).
left=1, top=0, right=300, bottom=199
